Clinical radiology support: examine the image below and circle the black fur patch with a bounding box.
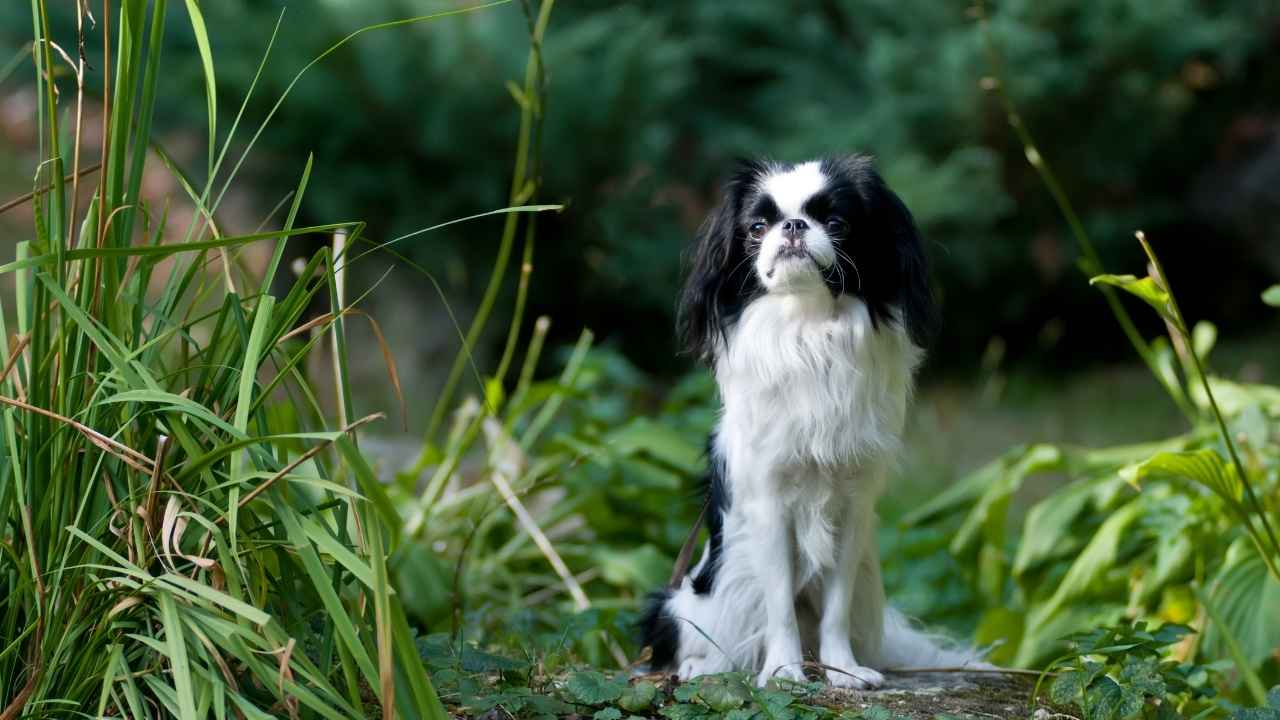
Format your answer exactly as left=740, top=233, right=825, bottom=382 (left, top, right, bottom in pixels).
left=639, top=588, right=679, bottom=670
left=691, top=438, right=728, bottom=595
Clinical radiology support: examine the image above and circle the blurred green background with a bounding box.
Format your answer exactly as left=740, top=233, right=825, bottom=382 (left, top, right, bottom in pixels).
left=3, top=0, right=1280, bottom=661
left=5, top=1, right=1277, bottom=395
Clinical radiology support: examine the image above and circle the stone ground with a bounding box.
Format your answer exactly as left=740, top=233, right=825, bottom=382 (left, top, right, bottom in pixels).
left=464, top=670, right=1068, bottom=720
left=817, top=670, right=1063, bottom=719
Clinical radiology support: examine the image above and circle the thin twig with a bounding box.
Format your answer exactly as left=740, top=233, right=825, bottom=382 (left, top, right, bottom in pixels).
left=0, top=163, right=101, bottom=216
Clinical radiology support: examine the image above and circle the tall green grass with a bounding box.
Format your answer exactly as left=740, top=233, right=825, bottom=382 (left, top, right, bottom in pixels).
left=0, top=1, right=553, bottom=716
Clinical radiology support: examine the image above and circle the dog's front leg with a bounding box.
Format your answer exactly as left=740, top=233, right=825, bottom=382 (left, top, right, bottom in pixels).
left=818, top=500, right=886, bottom=689
left=746, top=499, right=805, bottom=686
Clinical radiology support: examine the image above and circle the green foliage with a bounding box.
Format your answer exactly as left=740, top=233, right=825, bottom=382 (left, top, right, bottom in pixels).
left=1046, top=622, right=1219, bottom=719
left=3, top=1, right=1269, bottom=368
left=430, top=658, right=914, bottom=720
left=0, top=1, right=558, bottom=717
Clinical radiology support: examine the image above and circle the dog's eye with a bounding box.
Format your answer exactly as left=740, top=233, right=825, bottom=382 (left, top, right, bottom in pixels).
left=825, top=217, right=847, bottom=234
left=748, top=221, right=767, bottom=239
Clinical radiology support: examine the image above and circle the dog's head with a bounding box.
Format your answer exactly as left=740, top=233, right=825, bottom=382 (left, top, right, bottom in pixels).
left=678, top=156, right=936, bottom=361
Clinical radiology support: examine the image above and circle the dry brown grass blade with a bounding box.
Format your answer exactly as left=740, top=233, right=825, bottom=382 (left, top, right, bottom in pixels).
left=277, top=308, right=405, bottom=429
left=0, top=163, right=101, bottom=217
left=222, top=412, right=384, bottom=520
left=347, top=309, right=407, bottom=431
left=273, top=638, right=300, bottom=720
left=142, top=435, right=171, bottom=536
left=0, top=394, right=154, bottom=473
left=0, top=334, right=31, bottom=387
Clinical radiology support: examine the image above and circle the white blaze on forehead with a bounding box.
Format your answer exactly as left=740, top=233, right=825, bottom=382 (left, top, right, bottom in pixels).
left=760, top=161, right=827, bottom=218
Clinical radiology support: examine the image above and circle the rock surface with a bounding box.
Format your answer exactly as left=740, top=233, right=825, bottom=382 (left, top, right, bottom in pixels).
left=819, top=671, right=1054, bottom=719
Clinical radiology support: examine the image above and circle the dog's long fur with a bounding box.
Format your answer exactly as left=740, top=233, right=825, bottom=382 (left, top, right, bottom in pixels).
left=641, top=156, right=980, bottom=688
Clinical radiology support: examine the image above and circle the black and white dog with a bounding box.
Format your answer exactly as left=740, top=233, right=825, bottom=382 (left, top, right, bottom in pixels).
left=642, top=156, right=980, bottom=688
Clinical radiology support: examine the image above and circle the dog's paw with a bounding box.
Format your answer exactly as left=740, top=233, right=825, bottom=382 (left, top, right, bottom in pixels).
left=826, top=664, right=884, bottom=690
left=756, top=660, right=806, bottom=687
left=678, top=656, right=710, bottom=681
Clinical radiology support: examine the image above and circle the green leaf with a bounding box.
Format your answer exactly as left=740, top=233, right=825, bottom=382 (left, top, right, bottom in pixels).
left=1039, top=499, right=1145, bottom=618
left=673, top=680, right=702, bottom=703
left=618, top=681, right=658, bottom=712
left=1119, top=656, right=1165, bottom=697
left=1013, top=477, right=1095, bottom=576
left=181, top=0, right=218, bottom=174
left=595, top=708, right=624, bottom=720
left=1142, top=530, right=1194, bottom=602
left=697, top=675, right=750, bottom=711
left=661, top=703, right=712, bottom=720
left=1082, top=675, right=1126, bottom=720
left=604, top=417, right=705, bottom=475
left=594, top=544, right=673, bottom=590
left=565, top=671, right=626, bottom=705
left=952, top=444, right=1064, bottom=555
left=1205, top=550, right=1280, bottom=669
left=1192, top=321, right=1217, bottom=360
left=1121, top=449, right=1241, bottom=504
left=1051, top=669, right=1090, bottom=705
left=1262, top=285, right=1280, bottom=308
left=158, top=592, right=199, bottom=720
left=1090, top=274, right=1173, bottom=320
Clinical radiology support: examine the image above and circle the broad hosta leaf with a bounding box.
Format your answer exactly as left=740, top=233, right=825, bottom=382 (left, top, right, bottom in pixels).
left=951, top=444, right=1064, bottom=556
left=1204, top=377, right=1280, bottom=417
left=593, top=544, right=673, bottom=590
left=1141, top=529, right=1193, bottom=603
left=603, top=418, right=704, bottom=475
left=1017, top=603, right=1128, bottom=667
left=974, top=608, right=1024, bottom=667
left=1121, top=449, right=1240, bottom=503
left=1090, top=274, right=1173, bottom=320
left=1039, top=499, right=1145, bottom=618
left=565, top=671, right=627, bottom=705
left=1262, top=285, right=1280, bottom=307
left=594, top=708, right=623, bottom=720
left=1014, top=477, right=1095, bottom=577
left=1205, top=549, right=1280, bottom=668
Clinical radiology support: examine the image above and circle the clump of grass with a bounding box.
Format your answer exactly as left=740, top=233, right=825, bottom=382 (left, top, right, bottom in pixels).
left=0, top=1, right=548, bottom=717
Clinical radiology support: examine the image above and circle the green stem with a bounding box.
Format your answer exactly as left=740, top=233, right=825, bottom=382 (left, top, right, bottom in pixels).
left=413, top=0, right=555, bottom=472
left=1138, top=235, right=1280, bottom=579
left=975, top=1, right=1197, bottom=424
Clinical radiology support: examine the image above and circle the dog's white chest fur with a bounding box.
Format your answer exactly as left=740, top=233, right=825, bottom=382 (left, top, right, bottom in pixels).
left=716, top=292, right=920, bottom=473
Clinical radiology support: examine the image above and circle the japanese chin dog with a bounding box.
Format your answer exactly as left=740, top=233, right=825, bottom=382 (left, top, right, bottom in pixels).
left=641, top=156, right=982, bottom=688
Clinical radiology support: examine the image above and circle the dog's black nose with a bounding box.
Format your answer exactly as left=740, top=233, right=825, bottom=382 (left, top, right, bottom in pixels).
left=781, top=218, right=808, bottom=244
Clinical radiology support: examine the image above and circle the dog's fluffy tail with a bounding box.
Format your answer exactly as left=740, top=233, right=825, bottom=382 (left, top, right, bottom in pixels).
left=876, top=607, right=988, bottom=670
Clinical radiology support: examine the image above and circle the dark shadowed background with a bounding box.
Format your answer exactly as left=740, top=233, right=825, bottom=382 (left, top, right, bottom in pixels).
left=5, top=1, right=1277, bottom=404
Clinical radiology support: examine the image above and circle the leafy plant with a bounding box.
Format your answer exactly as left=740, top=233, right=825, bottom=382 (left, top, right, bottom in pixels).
left=903, top=4, right=1280, bottom=711
left=0, top=1, right=554, bottom=717
left=1045, top=622, right=1220, bottom=719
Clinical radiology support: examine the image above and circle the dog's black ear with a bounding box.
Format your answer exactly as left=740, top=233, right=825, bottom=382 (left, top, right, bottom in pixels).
left=677, top=160, right=763, bottom=362
left=882, top=187, right=937, bottom=348
left=840, top=154, right=938, bottom=348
